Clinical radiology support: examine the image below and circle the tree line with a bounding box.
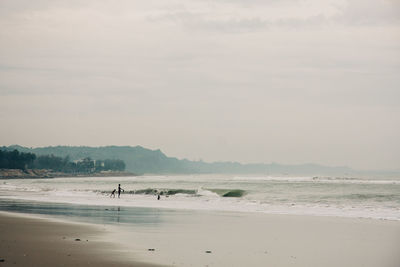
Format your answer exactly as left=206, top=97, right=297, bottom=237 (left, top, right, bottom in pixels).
left=0, top=149, right=125, bottom=173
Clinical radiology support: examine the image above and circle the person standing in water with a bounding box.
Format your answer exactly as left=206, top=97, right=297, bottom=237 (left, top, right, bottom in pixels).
left=118, top=184, right=124, bottom=198
left=110, top=189, right=116, bottom=198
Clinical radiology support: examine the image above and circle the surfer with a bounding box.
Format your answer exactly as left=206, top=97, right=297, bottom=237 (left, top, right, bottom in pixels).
left=110, top=189, right=116, bottom=198
left=118, top=184, right=124, bottom=198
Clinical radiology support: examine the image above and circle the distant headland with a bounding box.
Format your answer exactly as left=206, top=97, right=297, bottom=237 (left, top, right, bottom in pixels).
left=3, top=144, right=395, bottom=178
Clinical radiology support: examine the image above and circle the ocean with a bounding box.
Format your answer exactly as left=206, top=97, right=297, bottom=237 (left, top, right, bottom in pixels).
left=1, top=174, right=399, bottom=221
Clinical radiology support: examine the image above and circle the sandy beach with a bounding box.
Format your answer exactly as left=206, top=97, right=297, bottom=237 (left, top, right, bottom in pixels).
left=1, top=209, right=399, bottom=267
left=0, top=212, right=160, bottom=267
left=114, top=210, right=400, bottom=267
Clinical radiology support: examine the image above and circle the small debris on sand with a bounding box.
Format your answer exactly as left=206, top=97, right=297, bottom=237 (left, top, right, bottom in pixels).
left=148, top=248, right=155, bottom=251
left=75, top=239, right=81, bottom=241
left=205, top=250, right=212, bottom=254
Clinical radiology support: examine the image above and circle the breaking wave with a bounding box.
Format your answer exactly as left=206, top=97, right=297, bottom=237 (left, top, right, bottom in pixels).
left=205, top=189, right=246, bottom=197
left=99, top=188, right=246, bottom=198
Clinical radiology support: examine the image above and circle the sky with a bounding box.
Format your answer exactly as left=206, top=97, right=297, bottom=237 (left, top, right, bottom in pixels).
left=0, top=0, right=399, bottom=170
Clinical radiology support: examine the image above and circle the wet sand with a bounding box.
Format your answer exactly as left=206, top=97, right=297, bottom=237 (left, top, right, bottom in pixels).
left=110, top=211, right=400, bottom=267
left=0, top=212, right=160, bottom=267
left=1, top=210, right=400, bottom=267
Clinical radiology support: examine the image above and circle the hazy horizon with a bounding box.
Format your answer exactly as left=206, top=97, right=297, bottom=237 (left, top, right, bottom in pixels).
left=3, top=143, right=400, bottom=173
left=1, top=0, right=399, bottom=170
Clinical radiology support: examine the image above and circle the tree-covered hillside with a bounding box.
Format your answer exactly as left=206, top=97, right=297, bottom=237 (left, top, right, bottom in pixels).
left=0, top=148, right=125, bottom=174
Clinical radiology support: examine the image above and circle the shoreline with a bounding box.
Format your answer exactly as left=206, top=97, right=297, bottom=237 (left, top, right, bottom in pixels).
left=0, top=169, right=137, bottom=179
left=0, top=211, right=161, bottom=267
left=2, top=196, right=399, bottom=222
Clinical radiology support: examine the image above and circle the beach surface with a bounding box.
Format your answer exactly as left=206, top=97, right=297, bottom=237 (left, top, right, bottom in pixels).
left=1, top=209, right=399, bottom=267
left=114, top=210, right=400, bottom=267
left=0, top=211, right=160, bottom=267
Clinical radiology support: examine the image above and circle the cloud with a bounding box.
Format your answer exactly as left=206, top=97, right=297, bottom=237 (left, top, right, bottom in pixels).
left=149, top=11, right=269, bottom=32
left=148, top=0, right=399, bottom=33
left=149, top=11, right=332, bottom=33
left=334, top=0, right=400, bottom=26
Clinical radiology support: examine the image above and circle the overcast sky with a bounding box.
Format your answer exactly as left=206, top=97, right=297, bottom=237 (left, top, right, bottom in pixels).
left=0, top=0, right=399, bottom=170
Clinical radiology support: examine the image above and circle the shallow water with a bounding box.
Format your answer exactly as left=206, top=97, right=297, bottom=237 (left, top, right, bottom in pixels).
left=0, top=198, right=170, bottom=226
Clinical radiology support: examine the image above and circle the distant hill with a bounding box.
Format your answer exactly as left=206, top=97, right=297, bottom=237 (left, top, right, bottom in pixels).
left=2, top=145, right=357, bottom=175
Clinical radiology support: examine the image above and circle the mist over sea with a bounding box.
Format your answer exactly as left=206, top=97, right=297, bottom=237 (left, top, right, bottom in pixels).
left=1, top=175, right=399, bottom=221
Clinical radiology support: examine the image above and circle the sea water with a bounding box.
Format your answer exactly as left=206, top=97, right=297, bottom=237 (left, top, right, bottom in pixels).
left=0, top=174, right=399, bottom=221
